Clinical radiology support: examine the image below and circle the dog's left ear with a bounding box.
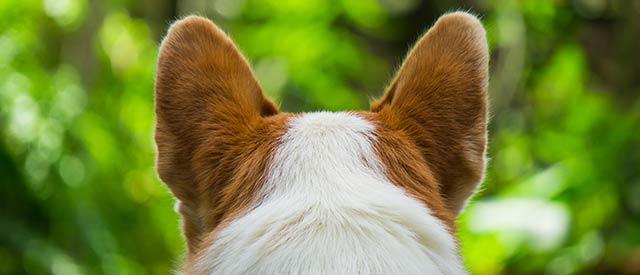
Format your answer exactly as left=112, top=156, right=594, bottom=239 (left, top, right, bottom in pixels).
left=372, top=12, right=489, bottom=216
left=154, top=16, right=278, bottom=251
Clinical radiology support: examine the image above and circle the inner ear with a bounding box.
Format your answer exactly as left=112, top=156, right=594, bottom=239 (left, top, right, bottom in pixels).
left=372, top=12, right=489, bottom=216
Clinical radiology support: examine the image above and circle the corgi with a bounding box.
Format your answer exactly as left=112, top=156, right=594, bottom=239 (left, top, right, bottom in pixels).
left=154, top=11, right=488, bottom=275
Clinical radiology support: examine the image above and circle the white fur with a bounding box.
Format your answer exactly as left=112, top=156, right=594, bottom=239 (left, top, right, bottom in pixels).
left=196, top=112, right=465, bottom=274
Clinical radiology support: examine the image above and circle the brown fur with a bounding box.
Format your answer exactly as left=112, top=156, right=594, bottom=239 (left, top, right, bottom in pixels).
left=154, top=12, right=488, bottom=272
left=371, top=12, right=489, bottom=216
left=363, top=115, right=456, bottom=230
left=155, top=16, right=287, bottom=255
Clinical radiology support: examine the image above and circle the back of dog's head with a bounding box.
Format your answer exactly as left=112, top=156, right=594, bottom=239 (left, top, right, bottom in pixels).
left=154, top=12, right=489, bottom=274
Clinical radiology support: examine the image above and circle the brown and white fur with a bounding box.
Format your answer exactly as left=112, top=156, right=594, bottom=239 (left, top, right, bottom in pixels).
left=155, top=11, right=489, bottom=275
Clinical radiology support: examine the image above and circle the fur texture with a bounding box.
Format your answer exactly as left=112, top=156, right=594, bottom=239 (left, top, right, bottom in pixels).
left=154, top=11, right=489, bottom=274
left=194, top=112, right=464, bottom=274
left=371, top=12, right=489, bottom=215
left=155, top=16, right=284, bottom=253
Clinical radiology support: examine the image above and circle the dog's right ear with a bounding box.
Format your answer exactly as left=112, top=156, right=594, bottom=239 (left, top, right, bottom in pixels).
left=154, top=16, right=277, bottom=248
left=371, top=12, right=489, bottom=216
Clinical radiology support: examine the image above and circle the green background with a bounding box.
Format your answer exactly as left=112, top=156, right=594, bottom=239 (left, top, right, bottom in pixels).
left=1, top=0, right=639, bottom=274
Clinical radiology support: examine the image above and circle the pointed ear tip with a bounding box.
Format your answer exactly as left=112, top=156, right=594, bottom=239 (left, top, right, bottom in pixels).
left=161, top=15, right=226, bottom=45
left=436, top=11, right=486, bottom=35
left=169, top=15, right=215, bottom=32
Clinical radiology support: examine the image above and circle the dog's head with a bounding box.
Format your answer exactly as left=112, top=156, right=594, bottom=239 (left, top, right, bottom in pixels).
left=155, top=12, right=488, bottom=274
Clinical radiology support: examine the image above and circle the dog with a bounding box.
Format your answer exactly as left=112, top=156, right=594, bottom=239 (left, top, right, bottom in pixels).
left=154, top=11, right=488, bottom=274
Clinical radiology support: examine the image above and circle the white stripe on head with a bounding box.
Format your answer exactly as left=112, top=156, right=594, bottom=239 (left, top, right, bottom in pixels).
left=196, top=111, right=465, bottom=275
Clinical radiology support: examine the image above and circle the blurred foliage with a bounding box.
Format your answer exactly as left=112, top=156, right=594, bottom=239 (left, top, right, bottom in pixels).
left=1, top=0, right=639, bottom=274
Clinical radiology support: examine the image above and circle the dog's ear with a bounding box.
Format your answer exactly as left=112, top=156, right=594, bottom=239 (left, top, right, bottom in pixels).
left=154, top=16, right=277, bottom=244
left=372, top=12, right=489, bottom=216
